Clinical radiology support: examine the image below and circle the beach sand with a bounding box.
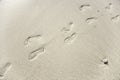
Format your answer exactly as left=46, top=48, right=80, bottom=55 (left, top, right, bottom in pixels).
left=0, top=0, right=120, bottom=80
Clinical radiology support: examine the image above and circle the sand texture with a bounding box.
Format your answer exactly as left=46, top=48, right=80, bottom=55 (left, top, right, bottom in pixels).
left=0, top=0, right=120, bottom=80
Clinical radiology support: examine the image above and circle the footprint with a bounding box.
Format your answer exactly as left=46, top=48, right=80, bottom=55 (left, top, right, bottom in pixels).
left=79, top=4, right=91, bottom=12
left=105, top=3, right=113, bottom=12
left=0, top=62, right=12, bottom=79
left=111, top=15, right=120, bottom=22
left=24, top=35, right=43, bottom=46
left=61, top=22, right=74, bottom=33
left=28, top=47, right=45, bottom=61
left=64, top=32, right=78, bottom=44
left=86, top=17, right=97, bottom=24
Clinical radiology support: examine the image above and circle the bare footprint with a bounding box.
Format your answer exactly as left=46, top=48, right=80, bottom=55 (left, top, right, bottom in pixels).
left=0, top=62, right=12, bottom=79
left=28, top=47, right=45, bottom=61
left=79, top=4, right=91, bottom=12
left=111, top=15, right=120, bottom=22
left=61, top=22, right=74, bottom=33
left=64, top=32, right=78, bottom=44
left=105, top=3, right=113, bottom=12
left=24, top=34, right=43, bottom=46
left=86, top=17, right=97, bottom=24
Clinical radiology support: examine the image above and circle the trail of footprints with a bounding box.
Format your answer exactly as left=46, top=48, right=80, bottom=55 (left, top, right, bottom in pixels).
left=79, top=3, right=120, bottom=24
left=24, top=2, right=120, bottom=61
left=0, top=1, right=119, bottom=79
left=24, top=35, right=46, bottom=61
left=79, top=4, right=97, bottom=24
left=61, top=21, right=78, bottom=44
left=25, top=22, right=78, bottom=61
left=105, top=3, right=120, bottom=22
left=0, top=62, right=12, bottom=79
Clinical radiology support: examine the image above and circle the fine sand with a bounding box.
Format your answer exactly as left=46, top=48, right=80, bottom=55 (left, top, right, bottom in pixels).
left=0, top=0, right=120, bottom=80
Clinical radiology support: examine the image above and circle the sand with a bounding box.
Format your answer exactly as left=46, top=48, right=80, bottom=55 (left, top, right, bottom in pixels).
left=0, top=0, right=120, bottom=80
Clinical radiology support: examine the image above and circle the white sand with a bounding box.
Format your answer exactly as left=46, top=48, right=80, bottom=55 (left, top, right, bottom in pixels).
left=0, top=0, right=120, bottom=80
